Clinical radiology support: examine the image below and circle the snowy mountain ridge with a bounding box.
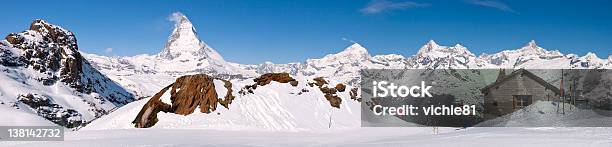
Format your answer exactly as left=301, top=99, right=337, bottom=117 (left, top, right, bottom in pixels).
left=0, top=19, right=134, bottom=128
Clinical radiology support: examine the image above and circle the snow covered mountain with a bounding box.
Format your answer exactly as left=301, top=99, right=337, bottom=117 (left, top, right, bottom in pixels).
left=78, top=12, right=610, bottom=131
left=85, top=12, right=256, bottom=97
left=0, top=20, right=134, bottom=128
left=407, top=40, right=487, bottom=69
left=240, top=43, right=409, bottom=86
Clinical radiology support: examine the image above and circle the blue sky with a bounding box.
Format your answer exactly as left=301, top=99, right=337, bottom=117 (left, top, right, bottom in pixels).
left=1, top=0, right=611, bottom=64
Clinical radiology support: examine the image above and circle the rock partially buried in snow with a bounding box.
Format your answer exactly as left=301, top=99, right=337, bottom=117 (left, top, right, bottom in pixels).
left=240, top=73, right=297, bottom=94
left=132, top=74, right=234, bottom=128
left=308, top=77, right=343, bottom=108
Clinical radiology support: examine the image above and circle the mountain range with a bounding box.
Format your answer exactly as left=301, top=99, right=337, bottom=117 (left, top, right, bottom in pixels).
left=1, top=12, right=610, bottom=129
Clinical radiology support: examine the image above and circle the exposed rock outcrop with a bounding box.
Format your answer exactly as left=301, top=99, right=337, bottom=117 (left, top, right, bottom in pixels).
left=133, top=74, right=234, bottom=128
left=1, top=19, right=134, bottom=128
left=335, top=83, right=346, bottom=92
left=308, top=77, right=342, bottom=108
left=17, top=94, right=83, bottom=128
left=349, top=88, right=361, bottom=102
left=240, top=73, right=297, bottom=94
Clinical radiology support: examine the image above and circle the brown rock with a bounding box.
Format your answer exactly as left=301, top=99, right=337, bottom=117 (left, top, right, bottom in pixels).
left=311, top=78, right=342, bottom=108
left=253, top=73, right=296, bottom=86
left=320, top=87, right=337, bottom=94
left=350, top=88, right=361, bottom=102
left=312, top=77, right=327, bottom=87
left=217, top=80, right=235, bottom=109
left=170, top=74, right=218, bottom=115
left=289, top=81, right=298, bottom=87
left=324, top=94, right=342, bottom=108
left=335, top=84, right=346, bottom=92
left=132, top=74, right=235, bottom=128
left=241, top=73, right=297, bottom=94
left=132, top=85, right=173, bottom=128
left=5, top=33, right=23, bottom=44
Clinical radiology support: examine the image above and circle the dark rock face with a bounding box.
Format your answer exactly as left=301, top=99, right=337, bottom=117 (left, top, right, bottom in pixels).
left=17, top=94, right=83, bottom=128
left=1, top=20, right=132, bottom=99
left=349, top=88, right=361, bottom=102
left=133, top=74, right=235, bottom=128
left=1, top=19, right=135, bottom=128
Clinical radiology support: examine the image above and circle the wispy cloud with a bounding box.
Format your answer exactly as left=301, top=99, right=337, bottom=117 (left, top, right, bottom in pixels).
left=105, top=48, right=113, bottom=53
left=466, top=0, right=516, bottom=13
left=342, top=37, right=356, bottom=43
left=360, top=0, right=428, bottom=14
left=168, top=12, right=186, bottom=24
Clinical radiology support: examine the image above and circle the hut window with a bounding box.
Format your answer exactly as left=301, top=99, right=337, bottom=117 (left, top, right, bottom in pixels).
left=513, top=95, right=532, bottom=109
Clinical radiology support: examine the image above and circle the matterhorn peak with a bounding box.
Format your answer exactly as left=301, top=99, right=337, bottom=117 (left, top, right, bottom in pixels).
left=158, top=12, right=224, bottom=61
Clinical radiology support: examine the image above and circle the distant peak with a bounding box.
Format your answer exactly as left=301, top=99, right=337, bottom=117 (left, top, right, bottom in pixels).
left=324, top=42, right=369, bottom=59
left=346, top=43, right=365, bottom=51
left=454, top=44, right=465, bottom=48
left=416, top=40, right=475, bottom=57
left=338, top=43, right=368, bottom=55
left=417, top=40, right=441, bottom=54
left=525, top=40, right=538, bottom=49
left=426, top=40, right=439, bottom=48
left=583, top=52, right=599, bottom=60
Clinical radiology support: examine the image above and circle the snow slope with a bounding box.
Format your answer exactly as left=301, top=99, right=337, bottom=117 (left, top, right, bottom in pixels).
left=477, top=101, right=612, bottom=127
left=84, top=77, right=361, bottom=131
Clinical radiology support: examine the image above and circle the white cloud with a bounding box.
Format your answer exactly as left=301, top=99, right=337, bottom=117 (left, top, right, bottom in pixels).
left=466, top=0, right=516, bottom=13
left=168, top=12, right=186, bottom=23
left=360, top=0, right=428, bottom=14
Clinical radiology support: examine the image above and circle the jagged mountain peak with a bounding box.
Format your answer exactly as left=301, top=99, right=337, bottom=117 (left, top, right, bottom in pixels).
left=416, top=40, right=473, bottom=56
left=158, top=12, right=223, bottom=61
left=421, top=39, right=440, bottom=51
left=518, top=40, right=547, bottom=53
left=526, top=40, right=538, bottom=48
left=1, top=19, right=134, bottom=128
left=583, top=52, right=600, bottom=61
